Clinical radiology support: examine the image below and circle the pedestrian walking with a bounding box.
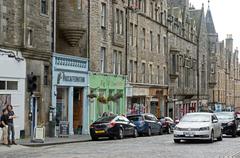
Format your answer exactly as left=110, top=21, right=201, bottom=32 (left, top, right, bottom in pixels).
left=1, top=108, right=9, bottom=146
left=7, top=104, right=17, bottom=145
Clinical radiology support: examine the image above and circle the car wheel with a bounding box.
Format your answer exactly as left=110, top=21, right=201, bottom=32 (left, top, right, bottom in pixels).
left=217, top=131, right=223, bottom=141
left=118, top=128, right=124, bottom=139
left=91, top=136, right=98, bottom=141
left=232, top=129, right=237, bottom=138
left=147, top=127, right=152, bottom=136
left=133, top=128, right=138, bottom=138
left=159, top=128, right=163, bottom=135
left=208, top=131, right=214, bottom=143
left=174, top=139, right=180, bottom=143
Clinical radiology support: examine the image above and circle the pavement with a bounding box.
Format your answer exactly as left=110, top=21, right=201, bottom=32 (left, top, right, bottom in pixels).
left=16, top=134, right=91, bottom=147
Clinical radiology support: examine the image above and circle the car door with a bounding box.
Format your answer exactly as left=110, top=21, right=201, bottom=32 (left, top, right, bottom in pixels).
left=119, top=116, right=132, bottom=136
left=151, top=115, right=160, bottom=133
left=212, top=114, right=220, bottom=137
left=144, top=115, right=154, bottom=132
left=115, top=116, right=128, bottom=136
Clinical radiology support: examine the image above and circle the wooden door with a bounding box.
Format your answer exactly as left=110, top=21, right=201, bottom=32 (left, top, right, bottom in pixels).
left=73, top=88, right=83, bottom=134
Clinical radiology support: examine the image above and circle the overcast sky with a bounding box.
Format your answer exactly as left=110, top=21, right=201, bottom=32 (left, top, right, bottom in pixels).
left=189, top=0, right=240, bottom=50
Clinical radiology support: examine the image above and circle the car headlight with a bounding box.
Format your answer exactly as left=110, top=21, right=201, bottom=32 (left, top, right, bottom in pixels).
left=174, top=127, right=181, bottom=131
left=199, top=127, right=210, bottom=131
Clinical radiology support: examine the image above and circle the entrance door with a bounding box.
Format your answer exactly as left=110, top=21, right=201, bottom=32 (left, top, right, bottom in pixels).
left=73, top=88, right=83, bottom=134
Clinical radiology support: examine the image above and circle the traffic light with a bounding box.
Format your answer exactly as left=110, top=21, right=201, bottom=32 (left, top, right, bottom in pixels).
left=27, top=73, right=37, bottom=94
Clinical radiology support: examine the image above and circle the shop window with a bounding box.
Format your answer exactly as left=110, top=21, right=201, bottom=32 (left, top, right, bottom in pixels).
left=7, top=81, right=18, bottom=90
left=0, top=81, right=18, bottom=90
left=0, top=81, right=5, bottom=90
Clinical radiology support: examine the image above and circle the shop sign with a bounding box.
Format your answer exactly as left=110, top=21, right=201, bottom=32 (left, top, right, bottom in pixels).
left=57, top=72, right=85, bottom=84
left=59, top=121, right=69, bottom=137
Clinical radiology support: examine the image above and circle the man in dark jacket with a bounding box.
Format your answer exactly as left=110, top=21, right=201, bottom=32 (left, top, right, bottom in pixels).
left=1, top=108, right=9, bottom=146
left=7, top=104, right=17, bottom=145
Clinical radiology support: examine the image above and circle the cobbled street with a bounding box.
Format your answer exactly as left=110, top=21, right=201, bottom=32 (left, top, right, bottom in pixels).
left=1, top=134, right=240, bottom=158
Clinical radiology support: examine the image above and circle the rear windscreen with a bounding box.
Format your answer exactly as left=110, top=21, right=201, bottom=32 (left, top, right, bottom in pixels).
left=95, top=116, right=116, bottom=123
left=127, top=115, right=143, bottom=121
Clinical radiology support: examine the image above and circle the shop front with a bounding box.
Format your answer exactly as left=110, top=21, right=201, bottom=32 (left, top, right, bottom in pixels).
left=52, top=53, right=88, bottom=135
left=0, top=49, right=26, bottom=139
left=88, top=73, right=126, bottom=124
left=127, top=87, right=167, bottom=118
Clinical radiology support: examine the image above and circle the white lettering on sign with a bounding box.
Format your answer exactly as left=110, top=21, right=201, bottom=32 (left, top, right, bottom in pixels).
left=57, top=72, right=85, bottom=84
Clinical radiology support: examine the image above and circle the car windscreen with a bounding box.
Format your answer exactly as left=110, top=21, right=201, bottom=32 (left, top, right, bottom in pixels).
left=95, top=116, right=116, bottom=123
left=181, top=114, right=210, bottom=122
left=127, top=115, right=143, bottom=121
left=215, top=113, right=234, bottom=120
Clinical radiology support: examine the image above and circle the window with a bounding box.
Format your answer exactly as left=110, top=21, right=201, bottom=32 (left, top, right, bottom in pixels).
left=171, top=54, right=177, bottom=74
left=150, top=31, right=153, bottom=51
left=163, top=36, right=167, bottom=55
left=149, top=64, right=153, bottom=83
left=0, top=81, right=18, bottom=90
left=134, top=61, right=137, bottom=82
left=44, top=65, right=49, bottom=85
left=150, top=2, right=154, bottom=18
left=115, top=9, right=123, bottom=34
left=163, top=67, right=167, bottom=85
left=113, top=50, right=117, bottom=74
left=116, top=9, right=119, bottom=33
left=118, top=52, right=122, bottom=75
left=135, top=25, right=138, bottom=46
left=142, top=63, right=145, bottom=82
left=211, top=64, right=215, bottom=73
left=100, top=47, right=106, bottom=73
left=130, top=23, right=134, bottom=46
left=77, top=0, right=83, bottom=10
left=101, top=3, right=107, bottom=28
left=141, top=0, right=146, bottom=13
left=0, top=81, right=5, bottom=90
left=119, top=10, right=124, bottom=35
left=157, top=65, right=160, bottom=84
left=41, top=0, right=48, bottom=15
left=7, top=81, right=18, bottom=90
left=157, top=34, right=160, bottom=53
left=113, top=51, right=122, bottom=75
left=27, top=29, right=33, bottom=47
left=129, top=60, right=134, bottom=82
left=142, top=28, right=145, bottom=49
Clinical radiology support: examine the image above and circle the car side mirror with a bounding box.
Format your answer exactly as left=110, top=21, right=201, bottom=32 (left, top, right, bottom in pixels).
left=212, top=119, right=218, bottom=123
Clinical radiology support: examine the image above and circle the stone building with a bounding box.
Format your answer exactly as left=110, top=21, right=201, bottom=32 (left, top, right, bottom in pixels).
left=206, top=4, right=240, bottom=112
left=0, top=0, right=52, bottom=138
left=166, top=0, right=209, bottom=120
left=126, top=0, right=169, bottom=118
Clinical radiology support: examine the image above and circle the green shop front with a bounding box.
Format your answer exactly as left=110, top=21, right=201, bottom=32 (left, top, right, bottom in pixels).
left=89, top=73, right=126, bottom=124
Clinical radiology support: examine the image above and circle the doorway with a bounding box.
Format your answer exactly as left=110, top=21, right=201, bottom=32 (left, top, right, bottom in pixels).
left=73, top=88, right=83, bottom=134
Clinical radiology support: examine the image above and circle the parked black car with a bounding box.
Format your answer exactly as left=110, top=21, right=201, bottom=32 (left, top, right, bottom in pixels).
left=90, top=115, right=138, bottom=140
left=127, top=113, right=163, bottom=136
left=159, top=117, right=175, bottom=134
left=215, top=112, right=239, bottom=137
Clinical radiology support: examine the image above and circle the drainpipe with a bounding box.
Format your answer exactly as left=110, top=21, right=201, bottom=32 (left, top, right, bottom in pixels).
left=87, top=0, right=90, bottom=70
left=125, top=0, right=129, bottom=76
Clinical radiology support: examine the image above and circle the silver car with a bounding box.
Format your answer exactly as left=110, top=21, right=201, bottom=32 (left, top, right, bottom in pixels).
left=173, top=112, right=222, bottom=143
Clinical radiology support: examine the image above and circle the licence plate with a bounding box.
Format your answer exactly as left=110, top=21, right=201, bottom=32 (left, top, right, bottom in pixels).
left=95, top=130, right=105, bottom=134
left=183, top=132, right=195, bottom=137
